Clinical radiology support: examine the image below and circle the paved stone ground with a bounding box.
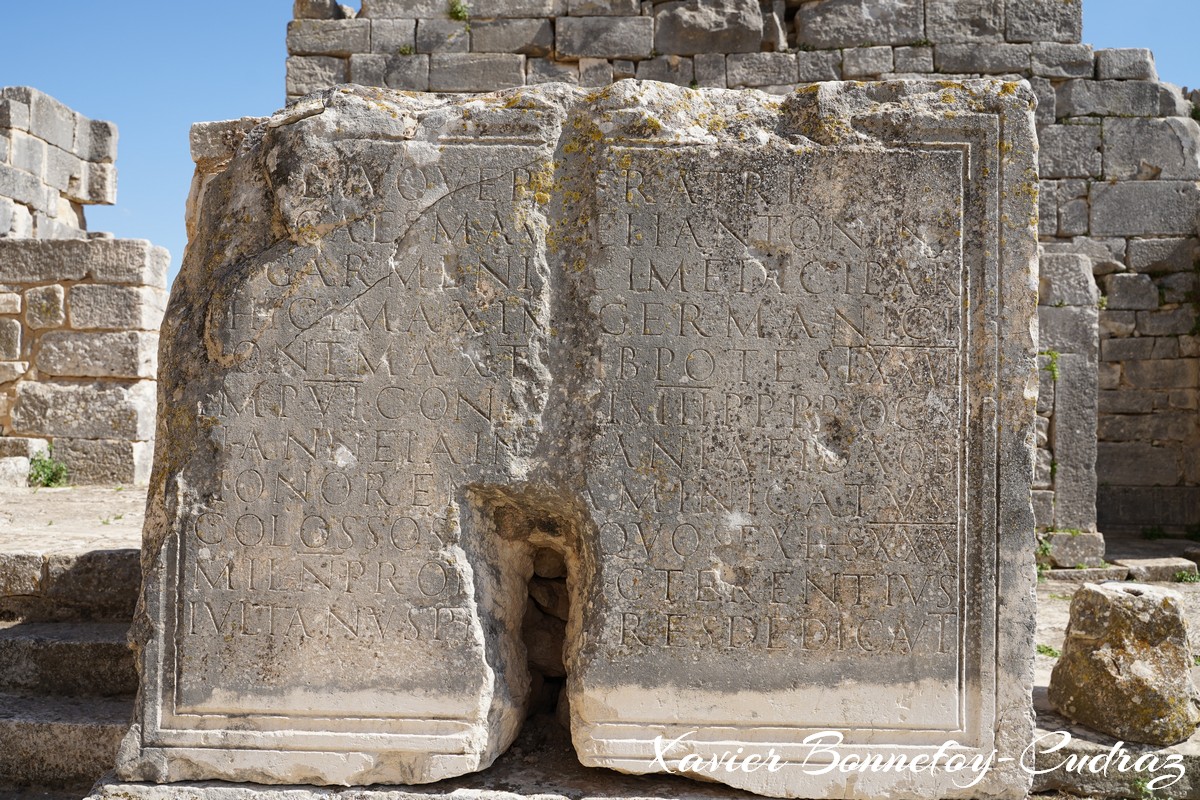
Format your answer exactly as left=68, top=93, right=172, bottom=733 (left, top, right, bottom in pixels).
left=0, top=487, right=142, bottom=555
left=2, top=487, right=1200, bottom=798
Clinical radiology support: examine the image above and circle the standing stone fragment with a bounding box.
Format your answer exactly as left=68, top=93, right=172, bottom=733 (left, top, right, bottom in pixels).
left=117, top=80, right=1038, bottom=799
left=1049, top=582, right=1200, bottom=746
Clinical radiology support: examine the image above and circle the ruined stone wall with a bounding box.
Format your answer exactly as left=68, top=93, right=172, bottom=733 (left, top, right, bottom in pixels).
left=0, top=87, right=116, bottom=240
left=0, top=87, right=167, bottom=485
left=285, top=0, right=1200, bottom=533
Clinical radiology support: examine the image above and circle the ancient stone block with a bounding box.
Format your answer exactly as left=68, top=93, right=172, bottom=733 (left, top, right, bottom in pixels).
left=1095, top=48, right=1156, bottom=81
left=85, top=162, right=118, bottom=205
left=925, top=0, right=1003, bottom=42
left=23, top=285, right=65, bottom=329
left=0, top=292, right=18, bottom=314
left=726, top=52, right=796, bottom=86
left=286, top=20, right=371, bottom=57
left=1128, top=239, right=1198, bottom=276
left=1090, top=181, right=1200, bottom=237
left=0, top=437, right=49, bottom=458
left=692, top=53, right=725, bottom=87
left=795, top=0, right=923, bottom=47
left=35, top=331, right=158, bottom=379
left=1006, top=0, right=1081, bottom=43
left=470, top=19, right=554, bottom=57
left=1056, top=79, right=1160, bottom=117
left=0, top=319, right=19, bottom=360
left=634, top=56, right=693, bottom=86
left=580, top=58, right=616, bottom=87
left=841, top=46, right=893, bottom=78
left=53, top=438, right=153, bottom=485
left=1039, top=253, right=1097, bottom=307
left=369, top=19, right=416, bottom=55
left=416, top=20, right=469, bottom=54
left=1050, top=583, right=1200, bottom=746
left=1098, top=442, right=1180, bottom=486
left=117, top=81, right=1038, bottom=798
left=893, top=46, right=934, bottom=73
left=358, top=0, right=450, bottom=17
left=1102, top=118, right=1200, bottom=181
left=934, top=43, right=1030, bottom=74
left=653, top=0, right=762, bottom=55
left=795, top=50, right=842, bottom=81
left=294, top=0, right=346, bottom=20
left=10, top=381, right=156, bottom=440
left=1051, top=353, right=1098, bottom=532
left=557, top=17, right=652, bottom=59
left=1103, top=273, right=1158, bottom=310
left=528, top=58, right=579, bottom=85
left=1029, top=76, right=1055, bottom=125
left=1038, top=123, right=1100, bottom=178
left=471, top=0, right=564, bottom=16
left=1039, top=306, right=1098, bottom=358
left=1030, top=43, right=1093, bottom=78
left=286, top=55, right=349, bottom=97
left=67, top=285, right=167, bottom=331
left=1038, top=531, right=1105, bottom=567
left=429, top=54, right=525, bottom=91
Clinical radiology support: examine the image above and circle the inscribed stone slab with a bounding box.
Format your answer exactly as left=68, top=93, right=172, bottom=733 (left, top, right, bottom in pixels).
left=118, top=81, right=1038, bottom=800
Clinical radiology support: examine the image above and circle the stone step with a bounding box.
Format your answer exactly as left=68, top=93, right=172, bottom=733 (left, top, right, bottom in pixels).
left=0, top=622, right=135, bottom=696
left=1112, top=556, right=1200, bottom=582
left=0, top=693, right=130, bottom=790
left=0, top=549, right=139, bottom=623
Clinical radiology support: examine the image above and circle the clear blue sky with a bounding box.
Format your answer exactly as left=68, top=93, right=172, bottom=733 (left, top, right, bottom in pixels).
left=1, top=1, right=1196, bottom=284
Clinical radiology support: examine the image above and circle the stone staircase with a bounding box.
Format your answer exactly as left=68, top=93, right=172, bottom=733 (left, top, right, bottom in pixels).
left=0, top=545, right=138, bottom=798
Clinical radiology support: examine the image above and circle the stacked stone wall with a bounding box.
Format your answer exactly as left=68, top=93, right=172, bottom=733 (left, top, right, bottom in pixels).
left=285, top=0, right=1200, bottom=533
left=0, top=87, right=117, bottom=240
left=0, top=87, right=167, bottom=486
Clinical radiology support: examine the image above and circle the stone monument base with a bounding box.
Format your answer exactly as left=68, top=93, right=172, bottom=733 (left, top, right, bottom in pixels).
left=87, top=716, right=754, bottom=800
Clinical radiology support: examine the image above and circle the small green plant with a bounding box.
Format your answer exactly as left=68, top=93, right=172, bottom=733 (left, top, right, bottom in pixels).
left=1038, top=349, right=1060, bottom=380
left=1036, top=537, right=1053, bottom=559
left=1142, top=525, right=1168, bottom=540
left=1049, top=460, right=1058, bottom=480
left=1049, top=593, right=1072, bottom=600
left=1097, top=294, right=1108, bottom=310
left=397, top=44, right=415, bottom=56
left=28, top=448, right=68, bottom=488
left=1192, top=102, right=1200, bottom=123
left=1174, top=570, right=1200, bottom=583
left=1134, top=777, right=1157, bottom=800
left=1194, top=654, right=1200, bottom=667
left=447, top=0, right=469, bottom=21
left=689, top=80, right=699, bottom=90
left=911, top=38, right=933, bottom=48
left=1036, top=644, right=1061, bottom=658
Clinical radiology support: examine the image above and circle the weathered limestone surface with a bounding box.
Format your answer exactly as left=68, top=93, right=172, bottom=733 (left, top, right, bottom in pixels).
left=1049, top=582, right=1200, bottom=746
left=119, top=80, right=1038, bottom=798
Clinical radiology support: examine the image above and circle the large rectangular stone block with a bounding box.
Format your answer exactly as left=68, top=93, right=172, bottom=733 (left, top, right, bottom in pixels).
left=285, top=55, right=349, bottom=97
left=115, top=82, right=1038, bottom=798
left=1056, top=79, right=1160, bottom=117
left=1102, top=118, right=1200, bottom=181
left=1090, top=181, right=1200, bottom=236
left=795, top=0, right=923, bottom=47
left=286, top=19, right=371, bottom=57
left=1006, top=0, right=1082, bottom=43
left=934, top=43, right=1030, bottom=73
left=10, top=381, right=156, bottom=439
left=53, top=437, right=153, bottom=485
left=1038, top=123, right=1101, bottom=178
left=470, top=19, right=554, bottom=57
left=67, top=285, right=167, bottom=331
left=556, top=17, right=652, bottom=60
left=726, top=52, right=797, bottom=87
left=35, top=331, right=158, bottom=379
left=925, top=0, right=1004, bottom=42
left=428, top=54, right=525, bottom=92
